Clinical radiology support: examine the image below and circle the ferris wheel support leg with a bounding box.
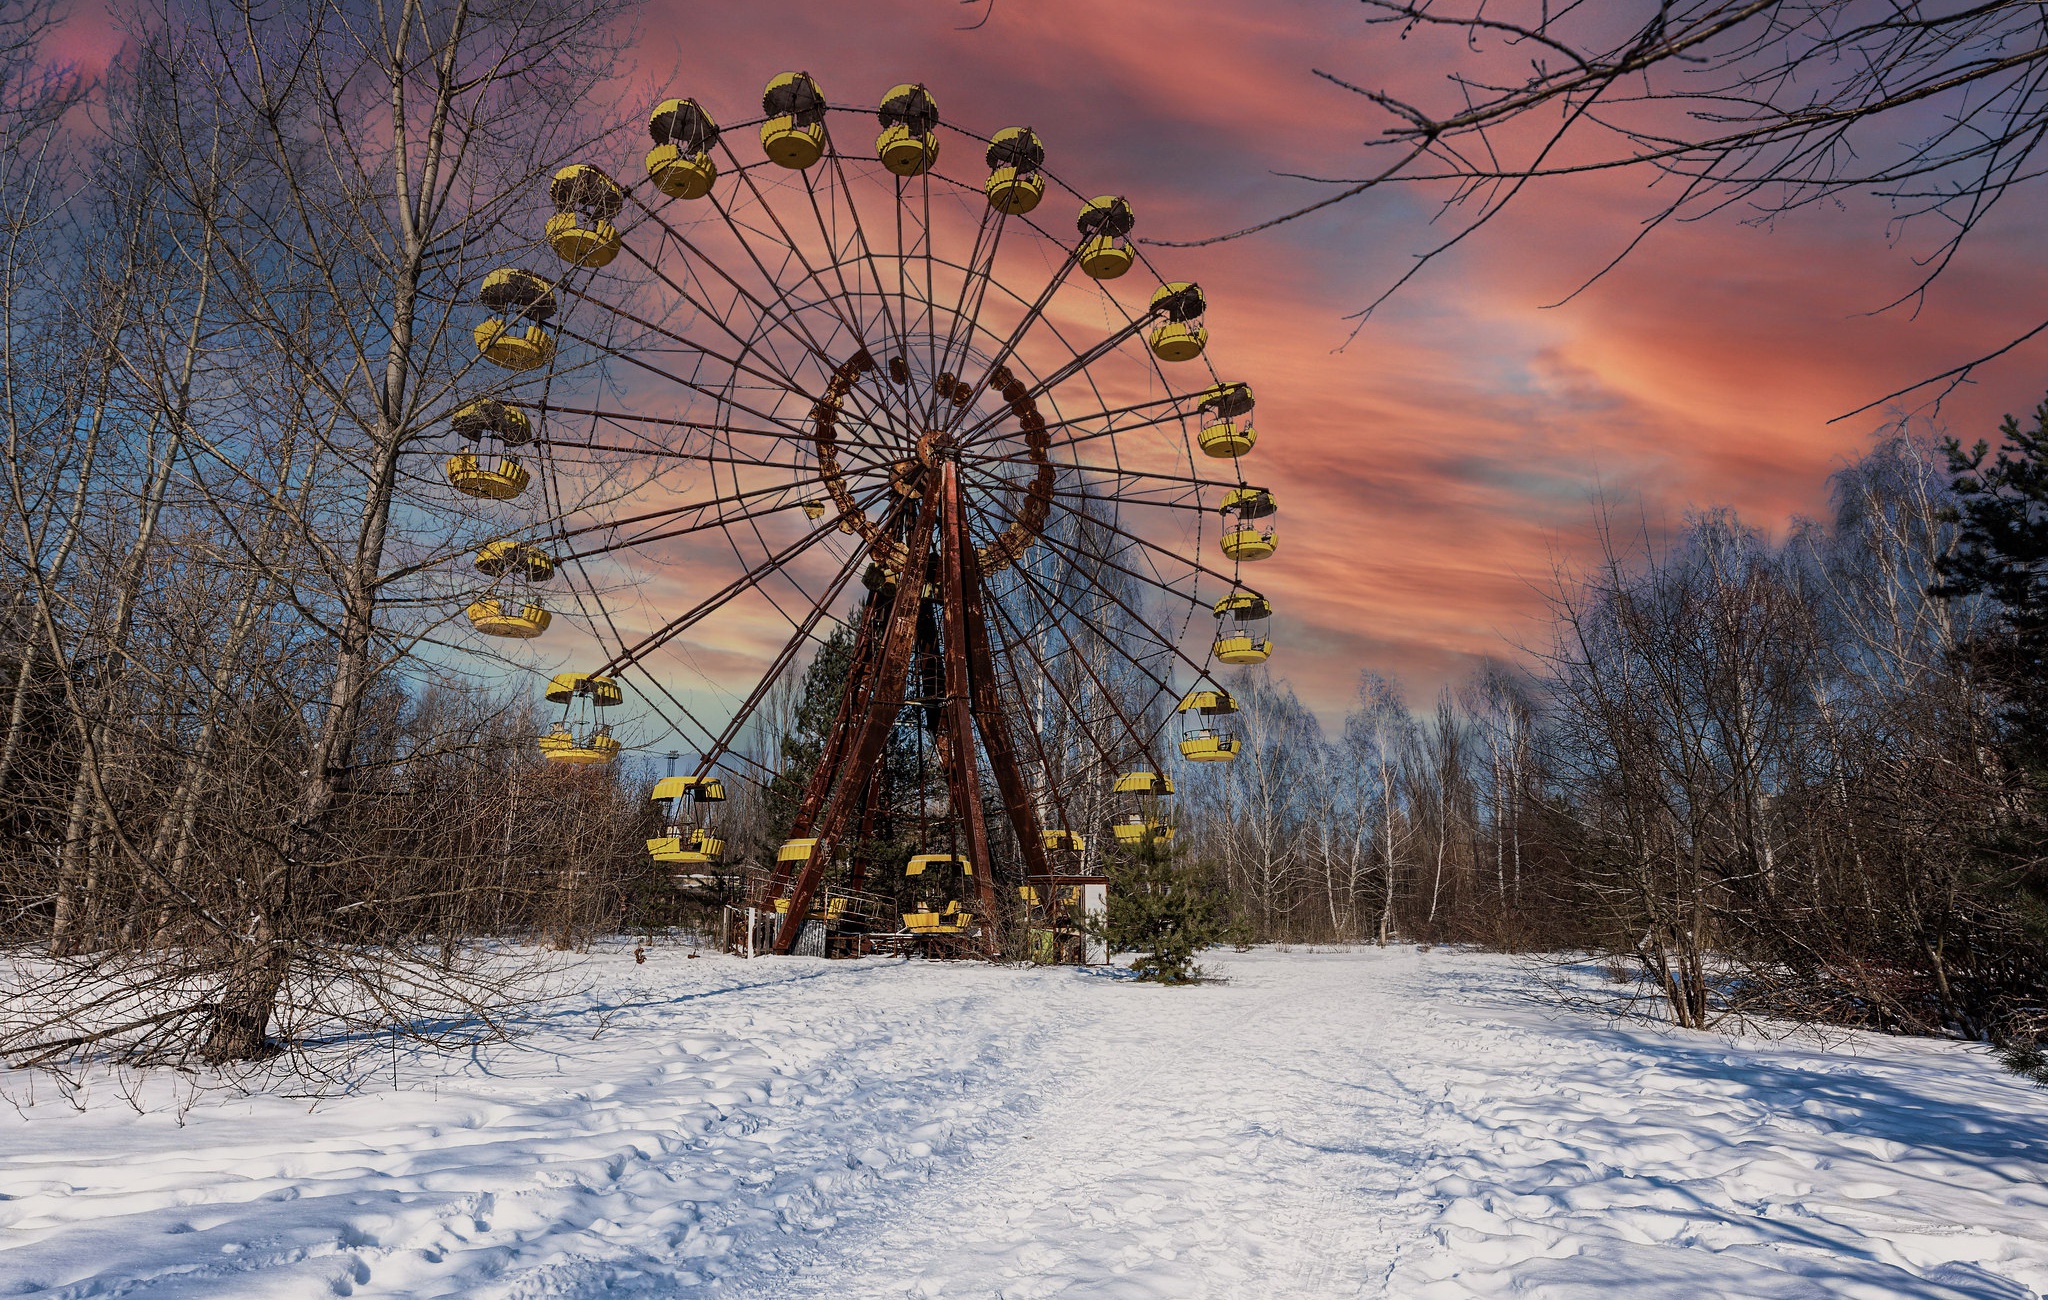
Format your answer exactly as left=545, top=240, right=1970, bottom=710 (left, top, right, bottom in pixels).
left=937, top=464, right=1000, bottom=957
left=961, top=533, right=1053, bottom=894
left=771, top=502, right=937, bottom=955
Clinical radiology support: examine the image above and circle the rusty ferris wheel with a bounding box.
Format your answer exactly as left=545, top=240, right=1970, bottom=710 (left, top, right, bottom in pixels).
left=452, top=74, right=1279, bottom=957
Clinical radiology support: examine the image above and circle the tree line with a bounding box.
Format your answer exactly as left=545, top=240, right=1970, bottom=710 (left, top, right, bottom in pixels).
left=1166, top=430, right=2046, bottom=1076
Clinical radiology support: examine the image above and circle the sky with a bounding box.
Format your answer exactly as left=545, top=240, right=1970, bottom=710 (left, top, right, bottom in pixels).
left=587, top=0, right=2048, bottom=729
left=54, top=0, right=2048, bottom=735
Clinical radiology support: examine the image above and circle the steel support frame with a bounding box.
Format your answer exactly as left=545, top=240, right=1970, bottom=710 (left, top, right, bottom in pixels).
left=766, top=459, right=1055, bottom=960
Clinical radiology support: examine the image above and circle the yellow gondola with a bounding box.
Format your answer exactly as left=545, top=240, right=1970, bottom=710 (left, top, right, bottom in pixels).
left=1196, top=382, right=1256, bottom=458
left=446, top=452, right=530, bottom=500
left=647, top=97, right=720, bottom=198
left=1148, top=282, right=1208, bottom=363
left=903, top=853, right=975, bottom=934
left=538, top=670, right=620, bottom=765
left=1042, top=828, right=1086, bottom=853
left=545, top=672, right=622, bottom=706
left=1177, top=688, right=1242, bottom=762
left=876, top=84, right=940, bottom=176
left=467, top=539, right=555, bottom=638
left=474, top=539, right=555, bottom=582
left=1077, top=195, right=1135, bottom=279
left=1213, top=591, right=1274, bottom=665
left=761, top=72, right=827, bottom=169
left=538, top=728, right=619, bottom=765
left=546, top=164, right=625, bottom=267
left=649, top=774, right=728, bottom=864
left=1110, top=771, right=1175, bottom=845
left=447, top=394, right=534, bottom=515
left=464, top=598, right=549, bottom=639
left=984, top=127, right=1045, bottom=214
left=474, top=269, right=556, bottom=371
left=1219, top=487, right=1277, bottom=561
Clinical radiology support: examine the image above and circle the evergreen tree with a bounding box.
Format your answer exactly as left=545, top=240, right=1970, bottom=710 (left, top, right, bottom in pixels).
left=1938, top=402, right=2048, bottom=772
left=766, top=624, right=858, bottom=840
left=1097, top=830, right=1231, bottom=984
left=1936, top=401, right=2048, bottom=1082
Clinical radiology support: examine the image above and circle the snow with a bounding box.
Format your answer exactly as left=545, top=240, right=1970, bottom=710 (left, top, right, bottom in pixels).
left=3, top=946, right=2046, bottom=1298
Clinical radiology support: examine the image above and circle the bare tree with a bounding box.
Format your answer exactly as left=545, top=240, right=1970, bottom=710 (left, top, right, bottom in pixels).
left=1156, top=2, right=2048, bottom=404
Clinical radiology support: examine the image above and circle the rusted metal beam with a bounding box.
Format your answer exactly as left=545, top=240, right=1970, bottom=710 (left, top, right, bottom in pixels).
left=772, top=494, right=936, bottom=953
left=961, top=511, right=1052, bottom=896
left=937, top=462, right=999, bottom=954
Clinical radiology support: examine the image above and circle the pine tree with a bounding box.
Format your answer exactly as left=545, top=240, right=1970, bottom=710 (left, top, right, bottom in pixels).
left=1935, top=402, right=2048, bottom=1082
left=1097, top=830, right=1231, bottom=984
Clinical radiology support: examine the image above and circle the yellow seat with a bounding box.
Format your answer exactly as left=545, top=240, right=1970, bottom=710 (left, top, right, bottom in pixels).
left=761, top=73, right=827, bottom=169
left=877, top=123, right=938, bottom=175
left=646, top=98, right=721, bottom=198
left=653, top=775, right=727, bottom=803
left=475, top=540, right=555, bottom=582
left=1111, top=771, right=1173, bottom=796
left=1214, top=632, right=1272, bottom=665
left=647, top=835, right=712, bottom=865
left=544, top=212, right=620, bottom=268
left=1218, top=488, right=1276, bottom=563
left=1178, top=732, right=1241, bottom=762
left=986, top=166, right=1044, bottom=214
left=763, top=116, right=825, bottom=168
left=1222, top=526, right=1277, bottom=561
left=1213, top=591, right=1274, bottom=664
left=778, top=838, right=820, bottom=865
left=451, top=398, right=533, bottom=445
left=538, top=731, right=619, bottom=765
left=1077, top=195, right=1135, bottom=279
left=1042, top=829, right=1086, bottom=852
left=446, top=452, right=530, bottom=500
left=1199, top=421, right=1255, bottom=458
left=647, top=145, right=717, bottom=197
left=1197, top=385, right=1258, bottom=457
left=875, top=84, right=940, bottom=176
left=1079, top=235, right=1133, bottom=279
left=1148, top=282, right=1208, bottom=363
left=474, top=319, right=554, bottom=371
left=466, top=599, right=549, bottom=638
left=1149, top=322, right=1207, bottom=363
left=545, top=672, right=621, bottom=706
left=1113, top=817, right=1173, bottom=845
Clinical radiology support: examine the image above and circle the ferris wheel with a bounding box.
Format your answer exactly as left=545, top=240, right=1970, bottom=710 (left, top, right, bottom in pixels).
left=450, top=73, right=1279, bottom=956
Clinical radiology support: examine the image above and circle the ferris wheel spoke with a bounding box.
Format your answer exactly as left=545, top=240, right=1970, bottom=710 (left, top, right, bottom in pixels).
left=973, top=455, right=1249, bottom=494
left=803, top=153, right=929, bottom=437
left=979, top=582, right=1148, bottom=780
left=1043, top=485, right=1208, bottom=513
left=608, top=238, right=904, bottom=453
left=963, top=482, right=1245, bottom=688
left=548, top=319, right=824, bottom=443
left=955, top=311, right=1159, bottom=447
left=708, top=137, right=912, bottom=445
left=595, top=494, right=889, bottom=675
left=687, top=502, right=899, bottom=779
left=560, top=286, right=849, bottom=420
left=942, top=248, right=1082, bottom=434
left=624, top=199, right=906, bottom=441
left=985, top=558, right=1171, bottom=767
left=957, top=462, right=1221, bottom=587
left=1033, top=485, right=1253, bottom=597
left=559, top=488, right=855, bottom=560
left=930, top=198, right=1012, bottom=418
left=549, top=467, right=836, bottom=544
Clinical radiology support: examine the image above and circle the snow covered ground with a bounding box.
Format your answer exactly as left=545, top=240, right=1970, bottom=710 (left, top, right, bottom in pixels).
left=3, top=945, right=2046, bottom=1299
